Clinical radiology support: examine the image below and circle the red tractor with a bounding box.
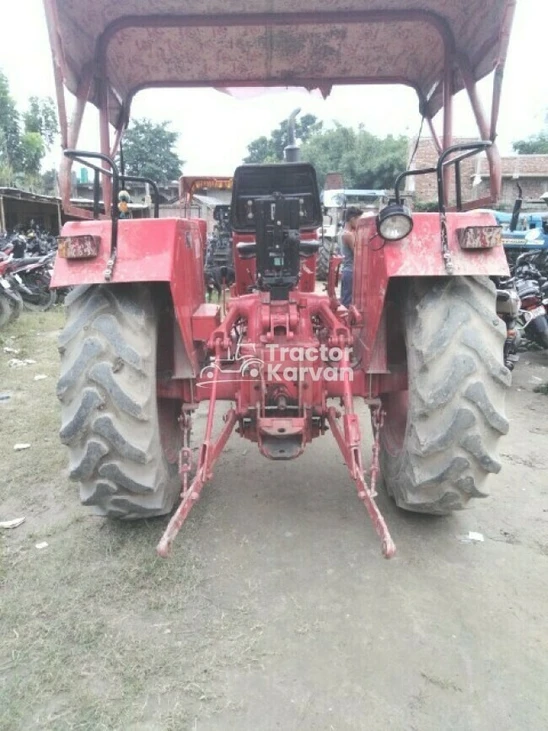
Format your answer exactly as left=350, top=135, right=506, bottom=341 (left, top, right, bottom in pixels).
left=44, top=0, right=516, bottom=558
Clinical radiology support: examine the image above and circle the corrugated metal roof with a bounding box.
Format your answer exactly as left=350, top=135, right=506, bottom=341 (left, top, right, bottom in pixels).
left=0, top=188, right=60, bottom=205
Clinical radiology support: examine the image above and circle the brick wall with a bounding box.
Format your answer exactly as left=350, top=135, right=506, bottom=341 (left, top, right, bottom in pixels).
left=500, top=179, right=548, bottom=208
left=407, top=137, right=485, bottom=206
left=408, top=137, right=548, bottom=208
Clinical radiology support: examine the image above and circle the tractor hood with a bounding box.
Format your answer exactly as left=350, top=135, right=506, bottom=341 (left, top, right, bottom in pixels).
left=43, top=0, right=516, bottom=129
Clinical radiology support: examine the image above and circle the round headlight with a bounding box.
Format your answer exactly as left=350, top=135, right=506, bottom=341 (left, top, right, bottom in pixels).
left=377, top=204, right=413, bottom=241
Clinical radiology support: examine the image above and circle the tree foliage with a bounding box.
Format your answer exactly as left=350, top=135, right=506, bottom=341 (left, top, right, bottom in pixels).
left=300, top=124, right=408, bottom=189
left=120, top=119, right=184, bottom=183
left=18, top=133, right=46, bottom=175
left=23, top=97, right=59, bottom=149
left=244, top=114, right=323, bottom=163
left=513, top=132, right=548, bottom=155
left=0, top=69, right=59, bottom=184
left=0, top=70, right=20, bottom=168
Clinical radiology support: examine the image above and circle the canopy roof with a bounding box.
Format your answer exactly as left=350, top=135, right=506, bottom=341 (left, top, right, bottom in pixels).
left=44, top=0, right=515, bottom=129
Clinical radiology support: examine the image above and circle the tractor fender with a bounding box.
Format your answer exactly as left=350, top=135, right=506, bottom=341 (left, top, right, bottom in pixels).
left=52, top=218, right=206, bottom=377
left=353, top=211, right=510, bottom=374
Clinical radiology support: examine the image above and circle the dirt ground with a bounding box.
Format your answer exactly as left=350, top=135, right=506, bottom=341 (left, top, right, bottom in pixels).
left=1, top=309, right=548, bottom=731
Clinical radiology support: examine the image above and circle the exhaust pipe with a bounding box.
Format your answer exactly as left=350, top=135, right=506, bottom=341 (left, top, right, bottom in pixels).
left=510, top=182, right=523, bottom=232
left=284, top=108, right=301, bottom=163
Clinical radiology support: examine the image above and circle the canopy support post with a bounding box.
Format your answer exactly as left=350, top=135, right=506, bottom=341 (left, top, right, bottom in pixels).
left=43, top=0, right=68, bottom=147
left=99, top=82, right=113, bottom=215
left=110, top=126, right=125, bottom=161
left=52, top=62, right=68, bottom=149
left=491, top=0, right=517, bottom=140
left=426, top=117, right=443, bottom=155
left=68, top=72, right=93, bottom=149
left=57, top=70, right=94, bottom=213
left=458, top=55, right=502, bottom=203
left=442, top=47, right=454, bottom=205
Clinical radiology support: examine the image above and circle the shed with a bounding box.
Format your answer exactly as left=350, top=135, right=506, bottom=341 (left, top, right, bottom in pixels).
left=0, top=188, right=62, bottom=234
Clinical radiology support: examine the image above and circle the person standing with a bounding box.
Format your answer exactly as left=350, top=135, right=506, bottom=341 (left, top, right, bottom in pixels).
left=340, top=207, right=363, bottom=307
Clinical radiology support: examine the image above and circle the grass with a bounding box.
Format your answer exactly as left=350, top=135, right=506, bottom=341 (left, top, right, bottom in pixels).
left=0, top=309, right=262, bottom=730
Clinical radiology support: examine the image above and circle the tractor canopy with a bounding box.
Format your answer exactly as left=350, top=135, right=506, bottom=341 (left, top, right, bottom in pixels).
left=44, top=0, right=515, bottom=128
left=43, top=0, right=516, bottom=216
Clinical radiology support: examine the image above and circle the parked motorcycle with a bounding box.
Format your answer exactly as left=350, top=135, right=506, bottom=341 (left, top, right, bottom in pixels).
left=495, top=278, right=521, bottom=370
left=0, top=275, right=24, bottom=329
left=0, top=251, right=57, bottom=311
left=512, top=250, right=548, bottom=349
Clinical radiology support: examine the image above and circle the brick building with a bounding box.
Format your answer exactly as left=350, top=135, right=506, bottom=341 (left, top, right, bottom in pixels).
left=407, top=137, right=548, bottom=210
left=477, top=154, right=548, bottom=209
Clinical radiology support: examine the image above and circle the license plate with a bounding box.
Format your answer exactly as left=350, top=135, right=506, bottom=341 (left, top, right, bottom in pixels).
left=457, top=226, right=502, bottom=249
left=57, top=235, right=100, bottom=259
left=0, top=278, right=9, bottom=289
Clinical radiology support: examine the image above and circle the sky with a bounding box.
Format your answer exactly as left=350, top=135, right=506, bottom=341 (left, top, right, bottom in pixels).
left=0, top=0, right=547, bottom=176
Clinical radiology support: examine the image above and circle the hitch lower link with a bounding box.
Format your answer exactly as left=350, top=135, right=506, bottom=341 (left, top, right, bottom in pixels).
left=157, top=354, right=396, bottom=559
left=156, top=351, right=236, bottom=558
left=327, top=403, right=396, bottom=559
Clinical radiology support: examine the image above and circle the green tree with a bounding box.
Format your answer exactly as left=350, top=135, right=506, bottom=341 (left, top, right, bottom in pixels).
left=0, top=71, right=60, bottom=189
left=0, top=70, right=20, bottom=168
left=17, top=132, right=46, bottom=175
left=300, top=124, right=408, bottom=189
left=244, top=136, right=279, bottom=164
left=23, top=96, right=59, bottom=149
left=244, top=114, right=323, bottom=163
left=513, top=132, right=548, bottom=155
left=120, top=119, right=184, bottom=183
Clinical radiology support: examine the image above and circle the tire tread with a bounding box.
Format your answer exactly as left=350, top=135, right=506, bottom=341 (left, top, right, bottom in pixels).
left=381, top=276, right=509, bottom=514
left=57, top=284, right=179, bottom=519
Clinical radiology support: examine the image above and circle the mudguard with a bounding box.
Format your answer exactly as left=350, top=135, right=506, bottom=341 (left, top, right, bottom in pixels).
left=353, top=211, right=510, bottom=374
left=52, top=218, right=205, bottom=288
left=52, top=218, right=207, bottom=377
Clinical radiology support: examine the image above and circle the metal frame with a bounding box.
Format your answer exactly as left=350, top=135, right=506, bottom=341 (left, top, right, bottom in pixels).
left=63, top=149, right=161, bottom=279
left=394, top=141, right=494, bottom=212
left=42, top=2, right=516, bottom=216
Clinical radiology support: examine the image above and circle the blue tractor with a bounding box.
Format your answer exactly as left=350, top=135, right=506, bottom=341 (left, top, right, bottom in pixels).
left=495, top=210, right=548, bottom=251
left=483, top=184, right=548, bottom=254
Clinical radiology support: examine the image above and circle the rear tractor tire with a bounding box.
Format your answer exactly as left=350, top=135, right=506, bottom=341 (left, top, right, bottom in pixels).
left=316, top=237, right=335, bottom=281
left=57, top=284, right=181, bottom=519
left=380, top=276, right=511, bottom=515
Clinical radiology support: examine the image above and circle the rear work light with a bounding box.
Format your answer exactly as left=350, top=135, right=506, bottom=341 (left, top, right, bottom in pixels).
left=57, top=235, right=101, bottom=259
left=376, top=203, right=413, bottom=242
left=457, top=226, right=502, bottom=249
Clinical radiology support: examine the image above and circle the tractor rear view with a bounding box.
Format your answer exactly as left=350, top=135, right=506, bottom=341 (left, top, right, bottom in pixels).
left=44, top=0, right=516, bottom=558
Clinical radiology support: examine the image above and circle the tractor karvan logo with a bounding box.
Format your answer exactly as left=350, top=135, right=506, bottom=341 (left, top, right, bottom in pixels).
left=198, top=345, right=354, bottom=384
